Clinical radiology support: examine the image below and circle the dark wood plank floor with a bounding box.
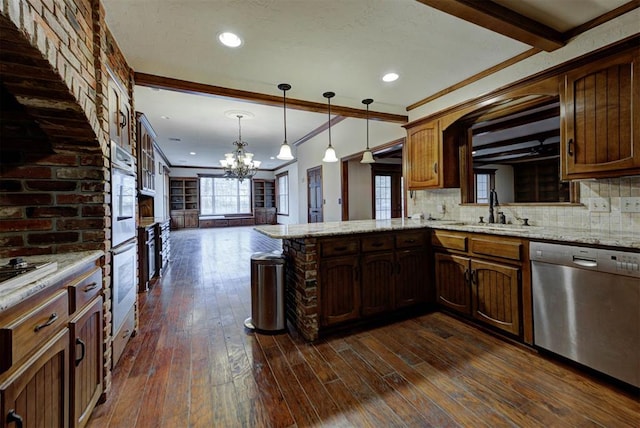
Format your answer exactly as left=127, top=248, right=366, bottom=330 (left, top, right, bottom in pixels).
left=88, top=227, right=639, bottom=428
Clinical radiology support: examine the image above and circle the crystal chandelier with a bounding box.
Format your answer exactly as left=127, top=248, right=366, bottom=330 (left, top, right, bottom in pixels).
left=219, top=115, right=261, bottom=182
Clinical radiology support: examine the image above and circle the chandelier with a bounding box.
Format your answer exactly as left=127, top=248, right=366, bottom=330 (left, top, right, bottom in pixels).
left=219, top=114, right=261, bottom=182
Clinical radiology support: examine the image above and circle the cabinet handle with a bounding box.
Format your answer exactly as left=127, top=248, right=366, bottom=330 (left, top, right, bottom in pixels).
left=34, top=313, right=58, bottom=332
left=7, top=410, right=23, bottom=428
left=83, top=282, right=98, bottom=292
left=404, top=239, right=416, bottom=244
left=122, top=329, right=131, bottom=339
left=464, top=269, right=470, bottom=283
left=567, top=138, right=574, bottom=156
left=470, top=269, right=477, bottom=284
left=433, top=162, right=438, bottom=174
left=75, top=338, right=86, bottom=366
left=119, top=111, right=127, bottom=128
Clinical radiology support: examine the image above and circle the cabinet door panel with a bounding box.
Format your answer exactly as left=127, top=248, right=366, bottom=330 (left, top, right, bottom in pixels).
left=396, top=249, right=429, bottom=308
left=70, top=298, right=103, bottom=428
left=0, top=329, right=70, bottom=428
left=361, top=253, right=394, bottom=316
left=563, top=49, right=640, bottom=178
left=406, top=122, right=440, bottom=188
left=320, top=256, right=359, bottom=326
left=435, top=253, right=470, bottom=314
left=471, top=259, right=520, bottom=335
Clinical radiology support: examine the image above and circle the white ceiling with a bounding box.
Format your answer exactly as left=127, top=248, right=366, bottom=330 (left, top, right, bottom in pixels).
left=102, top=0, right=632, bottom=170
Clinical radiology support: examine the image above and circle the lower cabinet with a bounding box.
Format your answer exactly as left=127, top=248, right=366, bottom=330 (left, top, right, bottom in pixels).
left=320, top=256, right=360, bottom=326
left=432, top=230, right=523, bottom=337
left=0, top=329, right=71, bottom=428
left=319, top=231, right=431, bottom=328
left=69, top=297, right=103, bottom=428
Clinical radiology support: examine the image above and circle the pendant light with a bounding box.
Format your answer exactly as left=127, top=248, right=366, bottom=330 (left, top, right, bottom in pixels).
left=360, top=98, right=375, bottom=164
left=322, top=91, right=338, bottom=162
left=276, top=83, right=294, bottom=160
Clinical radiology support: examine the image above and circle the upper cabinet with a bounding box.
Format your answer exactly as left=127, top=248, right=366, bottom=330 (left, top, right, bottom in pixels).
left=561, top=48, right=640, bottom=179
left=404, top=119, right=459, bottom=190
left=136, top=112, right=156, bottom=196
left=107, top=69, right=132, bottom=150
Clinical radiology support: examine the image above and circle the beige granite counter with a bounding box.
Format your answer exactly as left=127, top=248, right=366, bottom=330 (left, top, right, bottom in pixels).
left=255, top=219, right=640, bottom=249
left=0, top=250, right=104, bottom=313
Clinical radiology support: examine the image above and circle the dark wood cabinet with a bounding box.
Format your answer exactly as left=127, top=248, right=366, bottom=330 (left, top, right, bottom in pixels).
left=432, top=230, right=524, bottom=337
left=319, top=231, right=431, bottom=329
left=404, top=119, right=459, bottom=190
left=170, top=178, right=199, bottom=229
left=0, top=329, right=70, bottom=428
left=136, top=112, right=156, bottom=196
left=561, top=48, right=640, bottom=179
left=69, top=297, right=103, bottom=428
left=319, top=255, right=360, bottom=327
left=107, top=69, right=131, bottom=150
left=138, top=224, right=156, bottom=292
left=254, top=179, right=276, bottom=225
left=156, top=220, right=171, bottom=274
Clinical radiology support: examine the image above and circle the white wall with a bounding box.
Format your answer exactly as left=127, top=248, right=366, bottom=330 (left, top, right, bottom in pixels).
left=348, top=160, right=373, bottom=220
left=154, top=155, right=170, bottom=220
left=294, top=116, right=405, bottom=223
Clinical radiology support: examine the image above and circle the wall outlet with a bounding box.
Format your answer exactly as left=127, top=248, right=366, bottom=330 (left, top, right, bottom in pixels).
left=621, top=197, right=640, bottom=213
left=589, top=197, right=610, bottom=213
left=437, top=204, right=446, bottom=214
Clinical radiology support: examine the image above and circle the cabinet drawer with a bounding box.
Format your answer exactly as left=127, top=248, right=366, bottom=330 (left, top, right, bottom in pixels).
left=112, top=304, right=135, bottom=368
left=68, top=267, right=102, bottom=314
left=470, top=236, right=522, bottom=261
left=396, top=231, right=426, bottom=249
left=320, top=239, right=359, bottom=257
left=0, top=289, right=69, bottom=372
left=361, top=235, right=394, bottom=252
left=431, top=230, right=467, bottom=252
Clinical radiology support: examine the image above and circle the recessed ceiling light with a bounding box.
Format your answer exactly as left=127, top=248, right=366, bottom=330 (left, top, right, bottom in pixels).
left=218, top=32, right=242, bottom=48
left=270, top=156, right=275, bottom=160
left=189, top=152, right=196, bottom=155
left=382, top=72, right=399, bottom=82
left=161, top=115, right=170, bottom=120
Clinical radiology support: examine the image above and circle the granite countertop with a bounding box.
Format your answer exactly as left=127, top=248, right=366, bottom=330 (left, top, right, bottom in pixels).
left=0, top=250, right=104, bottom=313
left=254, top=219, right=640, bottom=249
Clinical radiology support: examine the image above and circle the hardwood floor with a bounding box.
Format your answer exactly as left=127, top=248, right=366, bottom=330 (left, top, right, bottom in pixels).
left=88, top=227, right=639, bottom=428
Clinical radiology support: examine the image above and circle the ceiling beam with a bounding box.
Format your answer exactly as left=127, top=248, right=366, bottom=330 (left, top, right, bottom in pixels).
left=135, top=72, right=408, bottom=124
left=416, top=0, right=565, bottom=51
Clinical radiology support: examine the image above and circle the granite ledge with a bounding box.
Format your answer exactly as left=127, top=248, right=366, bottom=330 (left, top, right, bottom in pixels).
left=0, top=250, right=104, bottom=314
left=254, top=219, right=640, bottom=250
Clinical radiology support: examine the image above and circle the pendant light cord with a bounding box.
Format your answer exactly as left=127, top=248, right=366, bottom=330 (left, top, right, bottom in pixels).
left=366, top=103, right=369, bottom=150
left=327, top=96, right=332, bottom=148
left=283, top=89, right=287, bottom=142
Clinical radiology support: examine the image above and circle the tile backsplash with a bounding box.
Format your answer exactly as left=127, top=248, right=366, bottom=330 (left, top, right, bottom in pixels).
left=409, top=176, right=640, bottom=234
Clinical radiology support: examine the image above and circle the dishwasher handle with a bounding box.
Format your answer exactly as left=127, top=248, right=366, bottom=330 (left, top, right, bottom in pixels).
left=572, top=256, right=597, bottom=268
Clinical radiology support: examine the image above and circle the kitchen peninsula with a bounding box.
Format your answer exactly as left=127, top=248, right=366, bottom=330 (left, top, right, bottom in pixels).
left=255, top=219, right=640, bottom=342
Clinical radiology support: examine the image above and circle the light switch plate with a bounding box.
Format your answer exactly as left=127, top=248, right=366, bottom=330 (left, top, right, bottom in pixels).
left=621, top=197, right=640, bottom=213
left=590, top=197, right=610, bottom=213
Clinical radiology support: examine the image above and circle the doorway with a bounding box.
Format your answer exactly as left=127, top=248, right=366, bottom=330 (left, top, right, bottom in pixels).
left=307, top=166, right=323, bottom=223
left=372, top=164, right=403, bottom=219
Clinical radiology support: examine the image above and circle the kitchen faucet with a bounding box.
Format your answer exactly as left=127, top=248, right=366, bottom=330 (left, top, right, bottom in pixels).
left=488, top=188, right=499, bottom=223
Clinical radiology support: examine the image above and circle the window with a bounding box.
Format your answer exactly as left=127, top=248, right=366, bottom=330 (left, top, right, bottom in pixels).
left=374, top=175, right=392, bottom=219
left=276, top=172, right=289, bottom=215
left=199, top=176, right=251, bottom=215
left=474, top=169, right=495, bottom=204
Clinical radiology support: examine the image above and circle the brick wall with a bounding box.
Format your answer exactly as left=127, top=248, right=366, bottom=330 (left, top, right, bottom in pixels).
left=1, top=0, right=135, bottom=399
left=282, top=237, right=319, bottom=341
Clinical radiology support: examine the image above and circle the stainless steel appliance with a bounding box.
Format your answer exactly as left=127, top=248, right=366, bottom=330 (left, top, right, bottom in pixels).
left=530, top=241, right=640, bottom=388
left=111, top=142, right=136, bottom=247
left=111, top=239, right=137, bottom=334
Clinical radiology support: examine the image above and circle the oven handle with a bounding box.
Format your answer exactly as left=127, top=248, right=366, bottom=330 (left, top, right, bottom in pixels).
left=111, top=241, right=137, bottom=254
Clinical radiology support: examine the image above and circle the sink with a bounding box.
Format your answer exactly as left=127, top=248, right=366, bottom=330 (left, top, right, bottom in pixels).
left=444, top=222, right=538, bottom=232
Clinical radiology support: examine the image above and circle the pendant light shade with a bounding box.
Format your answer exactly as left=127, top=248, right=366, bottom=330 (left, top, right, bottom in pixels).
left=360, top=98, right=375, bottom=164
left=276, top=83, right=294, bottom=160
left=322, top=91, right=338, bottom=162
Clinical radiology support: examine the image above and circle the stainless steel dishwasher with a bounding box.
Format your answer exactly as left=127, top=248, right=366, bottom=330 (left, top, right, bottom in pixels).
left=530, top=241, right=640, bottom=388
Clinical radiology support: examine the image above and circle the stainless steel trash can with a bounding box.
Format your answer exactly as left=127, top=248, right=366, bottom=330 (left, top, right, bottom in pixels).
left=244, top=252, right=286, bottom=333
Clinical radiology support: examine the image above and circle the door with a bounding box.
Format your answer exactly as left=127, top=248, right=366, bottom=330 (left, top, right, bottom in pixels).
left=361, top=252, right=395, bottom=316
left=319, top=256, right=360, bottom=326
left=435, top=253, right=471, bottom=314
left=307, top=166, right=323, bottom=223
left=372, top=164, right=403, bottom=219
left=471, top=259, right=520, bottom=335
left=405, top=120, right=441, bottom=189
left=395, top=248, right=429, bottom=308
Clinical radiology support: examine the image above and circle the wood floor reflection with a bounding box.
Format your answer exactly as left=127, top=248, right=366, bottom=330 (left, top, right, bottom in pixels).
left=88, top=227, right=639, bottom=427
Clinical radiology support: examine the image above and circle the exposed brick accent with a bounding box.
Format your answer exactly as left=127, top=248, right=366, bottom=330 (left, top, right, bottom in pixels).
left=26, top=206, right=79, bottom=218
left=24, top=180, right=78, bottom=191
left=57, top=217, right=106, bottom=231
left=0, top=193, right=53, bottom=205
left=27, top=231, right=80, bottom=245
left=0, top=219, right=53, bottom=232
left=283, top=237, right=319, bottom=341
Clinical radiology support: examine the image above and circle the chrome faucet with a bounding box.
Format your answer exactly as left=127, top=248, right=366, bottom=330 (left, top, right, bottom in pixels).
left=488, top=188, right=499, bottom=223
